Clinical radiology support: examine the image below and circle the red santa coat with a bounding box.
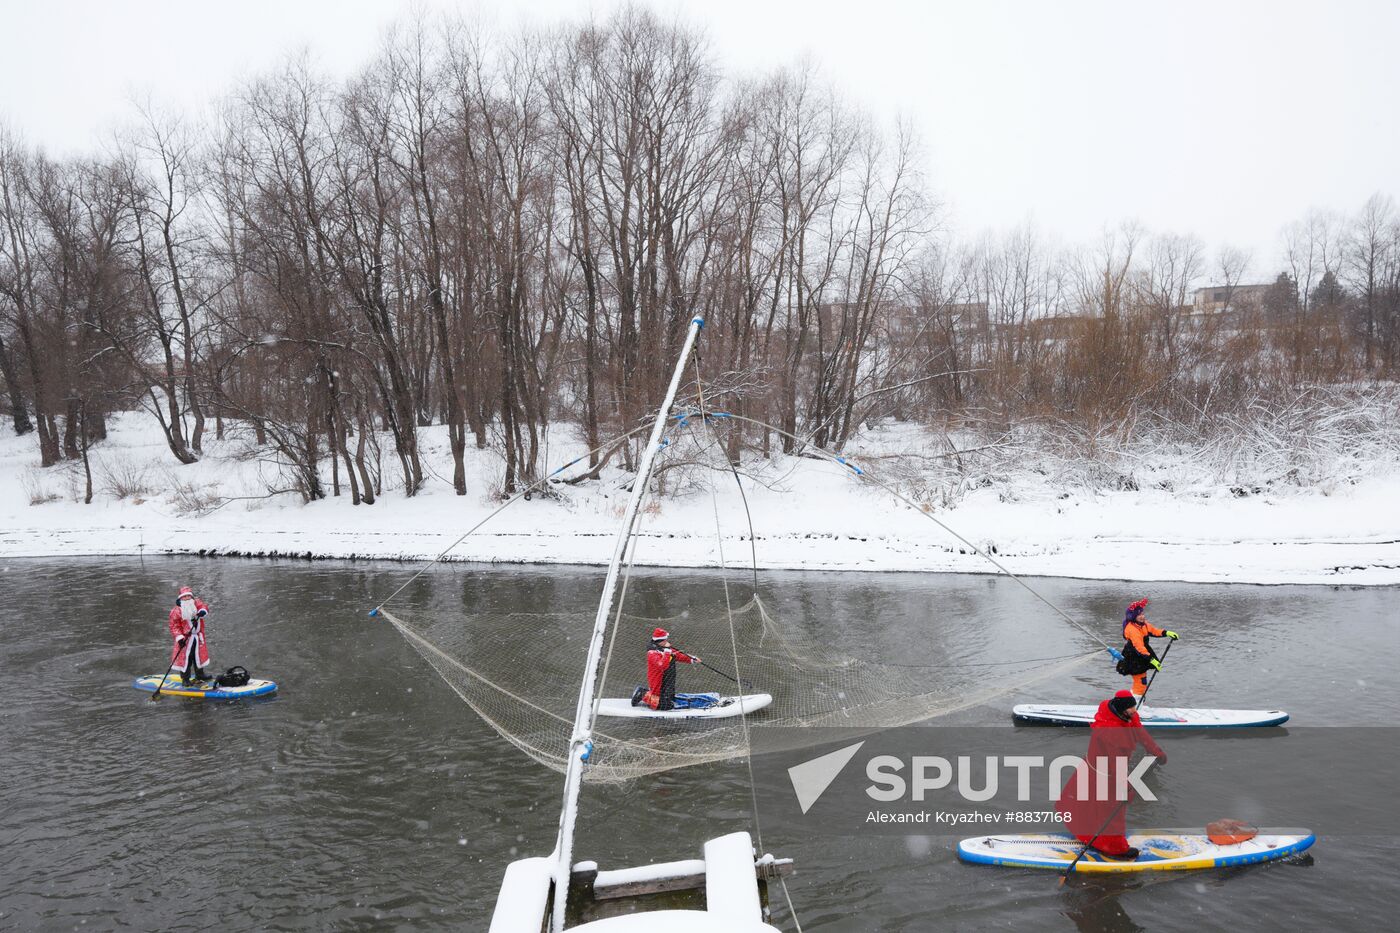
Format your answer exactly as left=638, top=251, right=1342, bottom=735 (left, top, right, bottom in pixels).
left=647, top=646, right=697, bottom=694
left=641, top=646, right=699, bottom=710
left=1054, top=699, right=1165, bottom=855
left=169, top=599, right=211, bottom=670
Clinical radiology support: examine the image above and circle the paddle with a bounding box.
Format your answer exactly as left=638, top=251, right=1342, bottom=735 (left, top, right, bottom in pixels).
left=150, top=639, right=186, bottom=701
left=1059, top=640, right=1173, bottom=883
left=670, top=644, right=740, bottom=685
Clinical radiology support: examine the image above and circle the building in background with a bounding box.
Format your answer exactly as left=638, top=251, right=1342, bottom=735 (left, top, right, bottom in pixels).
left=1193, top=283, right=1271, bottom=315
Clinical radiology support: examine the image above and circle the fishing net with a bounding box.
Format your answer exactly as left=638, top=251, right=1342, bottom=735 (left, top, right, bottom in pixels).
left=380, top=595, right=1093, bottom=784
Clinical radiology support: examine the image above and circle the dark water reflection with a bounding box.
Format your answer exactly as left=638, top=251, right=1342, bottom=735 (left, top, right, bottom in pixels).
left=0, top=557, right=1394, bottom=931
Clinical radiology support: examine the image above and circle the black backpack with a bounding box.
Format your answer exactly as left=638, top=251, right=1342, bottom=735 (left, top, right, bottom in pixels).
left=215, top=666, right=251, bottom=687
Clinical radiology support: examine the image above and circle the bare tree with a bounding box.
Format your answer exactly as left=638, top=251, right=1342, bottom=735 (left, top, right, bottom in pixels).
left=0, top=133, right=62, bottom=464
left=1136, top=232, right=1204, bottom=374
left=1346, top=193, right=1396, bottom=370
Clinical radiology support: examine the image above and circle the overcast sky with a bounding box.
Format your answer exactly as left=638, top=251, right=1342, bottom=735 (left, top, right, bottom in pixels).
left=2, top=0, right=1397, bottom=275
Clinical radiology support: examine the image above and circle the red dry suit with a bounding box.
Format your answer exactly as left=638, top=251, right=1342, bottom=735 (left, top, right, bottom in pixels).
left=643, top=646, right=698, bottom=711
left=1054, top=699, right=1166, bottom=856
left=169, top=599, right=211, bottom=673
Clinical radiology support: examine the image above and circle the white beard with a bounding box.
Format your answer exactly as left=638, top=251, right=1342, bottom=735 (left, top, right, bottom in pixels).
left=180, top=599, right=195, bottom=622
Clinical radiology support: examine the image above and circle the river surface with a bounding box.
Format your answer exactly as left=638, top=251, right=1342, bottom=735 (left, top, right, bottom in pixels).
left=0, top=557, right=1395, bottom=931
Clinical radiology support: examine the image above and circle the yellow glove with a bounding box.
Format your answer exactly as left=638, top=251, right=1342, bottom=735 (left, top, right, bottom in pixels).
left=1164, top=630, right=1179, bottom=640
left=1150, top=658, right=1163, bottom=671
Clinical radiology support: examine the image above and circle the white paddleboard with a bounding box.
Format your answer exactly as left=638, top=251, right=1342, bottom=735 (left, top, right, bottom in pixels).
left=595, top=693, right=773, bottom=720
left=1013, top=704, right=1288, bottom=728
left=958, top=829, right=1315, bottom=872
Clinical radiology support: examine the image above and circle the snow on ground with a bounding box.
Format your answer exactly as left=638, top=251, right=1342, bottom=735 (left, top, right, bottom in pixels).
left=1, top=412, right=1397, bottom=585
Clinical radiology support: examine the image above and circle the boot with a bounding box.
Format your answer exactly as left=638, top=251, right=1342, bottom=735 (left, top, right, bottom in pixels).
left=630, top=686, right=646, bottom=707
left=1101, top=847, right=1140, bottom=861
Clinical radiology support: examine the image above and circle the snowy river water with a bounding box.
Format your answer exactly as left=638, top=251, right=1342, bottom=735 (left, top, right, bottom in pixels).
left=0, top=557, right=1395, bottom=931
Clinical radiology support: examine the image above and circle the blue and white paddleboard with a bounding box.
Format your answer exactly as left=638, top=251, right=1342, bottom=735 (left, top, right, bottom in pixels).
left=958, top=830, right=1315, bottom=872
left=1013, top=704, right=1288, bottom=728
left=134, top=674, right=278, bottom=700
left=595, top=693, right=773, bottom=720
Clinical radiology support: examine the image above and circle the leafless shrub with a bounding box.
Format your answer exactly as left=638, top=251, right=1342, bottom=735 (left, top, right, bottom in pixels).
left=101, top=457, right=154, bottom=500
left=163, top=470, right=224, bottom=516
left=20, top=468, right=61, bottom=505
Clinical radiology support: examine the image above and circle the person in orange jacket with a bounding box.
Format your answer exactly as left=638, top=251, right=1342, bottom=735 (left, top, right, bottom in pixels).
left=1115, top=598, right=1179, bottom=701
left=1055, top=689, right=1167, bottom=859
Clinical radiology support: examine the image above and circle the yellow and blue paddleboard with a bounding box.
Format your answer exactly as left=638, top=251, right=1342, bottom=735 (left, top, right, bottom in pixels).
left=958, top=830, right=1315, bottom=872
left=133, top=674, right=278, bottom=700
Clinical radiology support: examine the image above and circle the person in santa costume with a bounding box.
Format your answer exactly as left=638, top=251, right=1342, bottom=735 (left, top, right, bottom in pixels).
left=1054, top=689, right=1166, bottom=860
left=168, top=586, right=212, bottom=685
left=630, top=628, right=717, bottom=711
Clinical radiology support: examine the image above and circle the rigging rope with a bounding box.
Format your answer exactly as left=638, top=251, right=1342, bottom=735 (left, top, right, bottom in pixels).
left=368, top=420, right=656, bottom=615
left=691, top=353, right=804, bottom=932
left=682, top=410, right=1113, bottom=655
left=595, top=438, right=665, bottom=729
left=682, top=349, right=761, bottom=591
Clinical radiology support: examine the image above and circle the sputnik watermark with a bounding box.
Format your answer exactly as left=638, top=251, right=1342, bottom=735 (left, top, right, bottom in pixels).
left=787, top=742, right=1158, bottom=815
left=865, top=810, right=1068, bottom=825
left=865, top=754, right=1158, bottom=803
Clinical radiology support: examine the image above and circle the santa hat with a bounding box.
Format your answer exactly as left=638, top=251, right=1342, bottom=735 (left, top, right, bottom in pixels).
left=651, top=628, right=670, bottom=641
left=178, top=586, right=194, bottom=600
left=1109, top=689, right=1138, bottom=718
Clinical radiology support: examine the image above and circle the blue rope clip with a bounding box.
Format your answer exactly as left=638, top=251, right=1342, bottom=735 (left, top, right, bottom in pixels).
left=550, top=456, right=583, bottom=477
left=691, top=316, right=705, bottom=328
left=368, top=608, right=379, bottom=618
left=581, top=740, right=593, bottom=763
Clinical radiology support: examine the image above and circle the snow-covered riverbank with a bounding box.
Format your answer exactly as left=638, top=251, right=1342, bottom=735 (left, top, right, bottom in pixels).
left=3, top=413, right=1397, bottom=585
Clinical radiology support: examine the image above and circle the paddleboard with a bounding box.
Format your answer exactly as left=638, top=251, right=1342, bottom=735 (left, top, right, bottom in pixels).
left=958, top=830, right=1314, bottom=872
left=595, top=692, right=773, bottom=720
left=134, top=674, right=278, bottom=700
left=1013, top=704, right=1288, bottom=728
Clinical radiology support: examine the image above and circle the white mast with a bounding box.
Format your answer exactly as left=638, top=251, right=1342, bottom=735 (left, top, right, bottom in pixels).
left=548, top=315, right=706, bottom=931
